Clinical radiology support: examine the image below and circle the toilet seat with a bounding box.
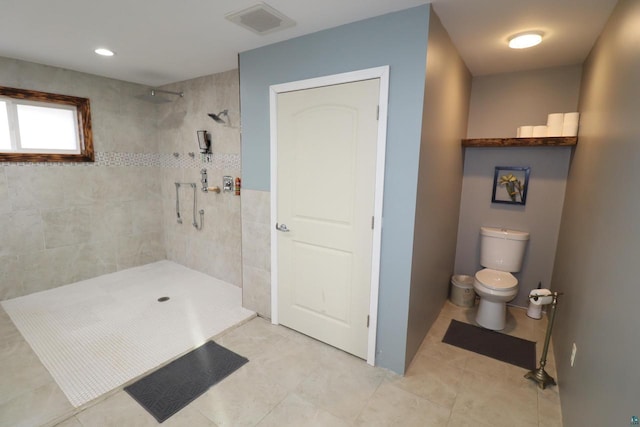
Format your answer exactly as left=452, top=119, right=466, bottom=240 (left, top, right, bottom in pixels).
left=475, top=268, right=517, bottom=290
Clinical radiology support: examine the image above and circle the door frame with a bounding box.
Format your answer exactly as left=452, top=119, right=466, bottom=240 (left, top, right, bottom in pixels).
left=269, top=66, right=389, bottom=366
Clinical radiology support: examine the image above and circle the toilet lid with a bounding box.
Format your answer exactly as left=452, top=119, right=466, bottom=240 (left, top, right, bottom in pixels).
left=475, top=268, right=517, bottom=290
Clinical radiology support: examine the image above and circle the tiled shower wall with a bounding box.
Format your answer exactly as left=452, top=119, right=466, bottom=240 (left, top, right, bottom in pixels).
left=0, top=57, right=165, bottom=299
left=157, top=71, right=243, bottom=286
left=241, top=189, right=271, bottom=317
left=0, top=58, right=245, bottom=301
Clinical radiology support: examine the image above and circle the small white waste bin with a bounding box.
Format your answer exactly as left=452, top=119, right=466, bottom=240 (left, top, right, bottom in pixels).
left=450, top=275, right=476, bottom=307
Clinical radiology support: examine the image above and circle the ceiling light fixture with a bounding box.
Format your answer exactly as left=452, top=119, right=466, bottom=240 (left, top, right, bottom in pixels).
left=508, top=32, right=543, bottom=49
left=94, top=48, right=115, bottom=57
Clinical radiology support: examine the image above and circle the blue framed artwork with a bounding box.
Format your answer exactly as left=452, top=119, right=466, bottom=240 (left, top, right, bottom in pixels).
left=491, top=166, right=530, bottom=205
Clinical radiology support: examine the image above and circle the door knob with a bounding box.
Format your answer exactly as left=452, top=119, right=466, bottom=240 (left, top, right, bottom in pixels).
left=275, top=223, right=291, bottom=232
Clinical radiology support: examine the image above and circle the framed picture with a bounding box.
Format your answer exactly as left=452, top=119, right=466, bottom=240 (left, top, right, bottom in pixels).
left=491, top=166, right=530, bottom=205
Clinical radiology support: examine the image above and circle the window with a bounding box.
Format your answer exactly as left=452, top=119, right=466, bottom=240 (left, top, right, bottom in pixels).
left=0, top=86, right=94, bottom=162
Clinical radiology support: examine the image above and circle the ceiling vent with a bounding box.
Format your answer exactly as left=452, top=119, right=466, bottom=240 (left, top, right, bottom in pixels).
left=225, top=2, right=296, bottom=36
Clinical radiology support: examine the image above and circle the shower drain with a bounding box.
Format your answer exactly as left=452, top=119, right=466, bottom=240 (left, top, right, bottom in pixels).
left=157, top=296, right=170, bottom=302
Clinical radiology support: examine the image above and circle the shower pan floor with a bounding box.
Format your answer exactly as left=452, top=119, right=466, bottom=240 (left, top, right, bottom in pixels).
left=1, top=261, right=255, bottom=408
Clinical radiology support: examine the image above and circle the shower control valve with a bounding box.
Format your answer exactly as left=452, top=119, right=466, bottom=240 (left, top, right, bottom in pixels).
left=200, top=169, right=209, bottom=192
left=223, top=176, right=234, bottom=192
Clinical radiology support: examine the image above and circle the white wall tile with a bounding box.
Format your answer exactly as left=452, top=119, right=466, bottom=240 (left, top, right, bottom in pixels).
left=42, top=207, right=93, bottom=249
left=0, top=167, right=10, bottom=214
left=0, top=210, right=44, bottom=257
left=0, top=256, right=23, bottom=300
left=157, top=69, right=243, bottom=287
left=241, top=189, right=272, bottom=316
left=116, top=232, right=165, bottom=270
left=242, top=265, right=271, bottom=318
left=0, top=58, right=243, bottom=299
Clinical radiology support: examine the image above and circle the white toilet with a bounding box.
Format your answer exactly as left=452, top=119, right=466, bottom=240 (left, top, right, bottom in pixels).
left=474, top=226, right=530, bottom=330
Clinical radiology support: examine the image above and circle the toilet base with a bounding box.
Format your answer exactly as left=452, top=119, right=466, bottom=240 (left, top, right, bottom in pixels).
left=476, top=298, right=507, bottom=330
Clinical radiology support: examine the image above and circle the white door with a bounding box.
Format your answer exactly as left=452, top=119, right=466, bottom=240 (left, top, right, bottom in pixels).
left=276, top=79, right=380, bottom=359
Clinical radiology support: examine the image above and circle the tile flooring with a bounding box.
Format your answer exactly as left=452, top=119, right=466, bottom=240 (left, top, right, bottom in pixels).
left=1, top=261, right=254, bottom=408
left=0, top=300, right=562, bottom=426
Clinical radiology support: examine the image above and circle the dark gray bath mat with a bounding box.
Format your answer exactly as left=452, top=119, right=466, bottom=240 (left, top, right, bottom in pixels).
left=125, top=341, right=248, bottom=423
left=442, top=319, right=536, bottom=370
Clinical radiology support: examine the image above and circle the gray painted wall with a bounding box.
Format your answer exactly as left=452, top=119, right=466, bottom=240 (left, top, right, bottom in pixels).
left=455, top=148, right=571, bottom=307
left=552, top=0, right=640, bottom=424
left=455, top=66, right=582, bottom=307
left=406, top=8, right=471, bottom=367
left=239, top=6, right=430, bottom=374
left=467, top=65, right=582, bottom=139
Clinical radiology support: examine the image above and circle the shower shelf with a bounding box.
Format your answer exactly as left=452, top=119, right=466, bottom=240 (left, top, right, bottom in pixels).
left=461, top=136, right=578, bottom=148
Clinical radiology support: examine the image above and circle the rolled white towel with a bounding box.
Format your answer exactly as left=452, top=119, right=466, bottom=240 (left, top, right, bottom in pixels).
left=547, top=113, right=564, bottom=137
left=519, top=126, right=534, bottom=137
left=564, top=112, right=580, bottom=123
left=533, top=125, right=548, bottom=137
left=562, top=112, right=580, bottom=136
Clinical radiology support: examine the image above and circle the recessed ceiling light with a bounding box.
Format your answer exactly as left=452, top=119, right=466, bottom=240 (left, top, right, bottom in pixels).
left=508, top=32, right=543, bottom=49
left=94, top=48, right=115, bottom=57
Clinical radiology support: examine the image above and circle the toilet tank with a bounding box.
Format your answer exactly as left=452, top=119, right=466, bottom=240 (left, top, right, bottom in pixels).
left=480, top=227, right=530, bottom=272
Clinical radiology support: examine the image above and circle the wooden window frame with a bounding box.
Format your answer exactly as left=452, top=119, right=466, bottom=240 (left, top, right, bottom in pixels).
left=0, top=86, right=94, bottom=163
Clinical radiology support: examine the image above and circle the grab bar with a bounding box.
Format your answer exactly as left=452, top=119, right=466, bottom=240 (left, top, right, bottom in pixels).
left=175, top=182, right=204, bottom=230
left=174, top=183, right=182, bottom=224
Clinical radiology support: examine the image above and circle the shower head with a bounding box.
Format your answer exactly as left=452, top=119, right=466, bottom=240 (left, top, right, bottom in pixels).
left=208, top=110, right=229, bottom=125
left=136, top=88, right=184, bottom=104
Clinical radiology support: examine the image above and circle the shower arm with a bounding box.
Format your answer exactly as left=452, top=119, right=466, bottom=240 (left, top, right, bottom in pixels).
left=153, top=89, right=184, bottom=97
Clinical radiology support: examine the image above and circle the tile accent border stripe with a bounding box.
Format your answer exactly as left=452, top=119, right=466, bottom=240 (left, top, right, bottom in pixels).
left=0, top=152, right=241, bottom=170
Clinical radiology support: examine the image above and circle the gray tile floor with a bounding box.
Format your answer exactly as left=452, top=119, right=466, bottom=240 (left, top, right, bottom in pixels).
left=0, top=301, right=562, bottom=426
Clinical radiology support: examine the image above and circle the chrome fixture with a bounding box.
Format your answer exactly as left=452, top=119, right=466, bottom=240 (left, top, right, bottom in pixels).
left=208, top=110, right=230, bottom=126
left=525, top=291, right=563, bottom=389
left=222, top=176, right=234, bottom=192
left=200, top=169, right=208, bottom=192
left=188, top=152, right=195, bottom=158
left=275, top=223, right=290, bottom=232
left=200, top=169, right=209, bottom=192
left=196, top=130, right=211, bottom=153
left=136, top=88, right=184, bottom=104
left=174, top=183, right=182, bottom=224
left=174, top=182, right=204, bottom=230
left=173, top=152, right=179, bottom=157
left=200, top=168, right=221, bottom=193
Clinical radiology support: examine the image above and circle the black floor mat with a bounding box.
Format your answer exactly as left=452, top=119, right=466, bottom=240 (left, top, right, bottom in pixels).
left=125, top=341, right=248, bottom=423
left=442, top=319, right=536, bottom=370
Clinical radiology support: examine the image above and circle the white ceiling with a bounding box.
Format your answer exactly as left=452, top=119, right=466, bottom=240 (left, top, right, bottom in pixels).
left=431, top=0, right=618, bottom=76
left=0, top=0, right=618, bottom=87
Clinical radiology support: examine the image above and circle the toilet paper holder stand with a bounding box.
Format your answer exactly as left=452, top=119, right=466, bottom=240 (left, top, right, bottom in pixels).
left=525, top=291, right=563, bottom=389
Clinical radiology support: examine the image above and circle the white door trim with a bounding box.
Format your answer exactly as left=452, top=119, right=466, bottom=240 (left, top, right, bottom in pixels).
left=269, top=66, right=389, bottom=366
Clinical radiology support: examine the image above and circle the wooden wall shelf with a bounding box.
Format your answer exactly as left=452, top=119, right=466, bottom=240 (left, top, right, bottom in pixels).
left=462, top=136, right=578, bottom=148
